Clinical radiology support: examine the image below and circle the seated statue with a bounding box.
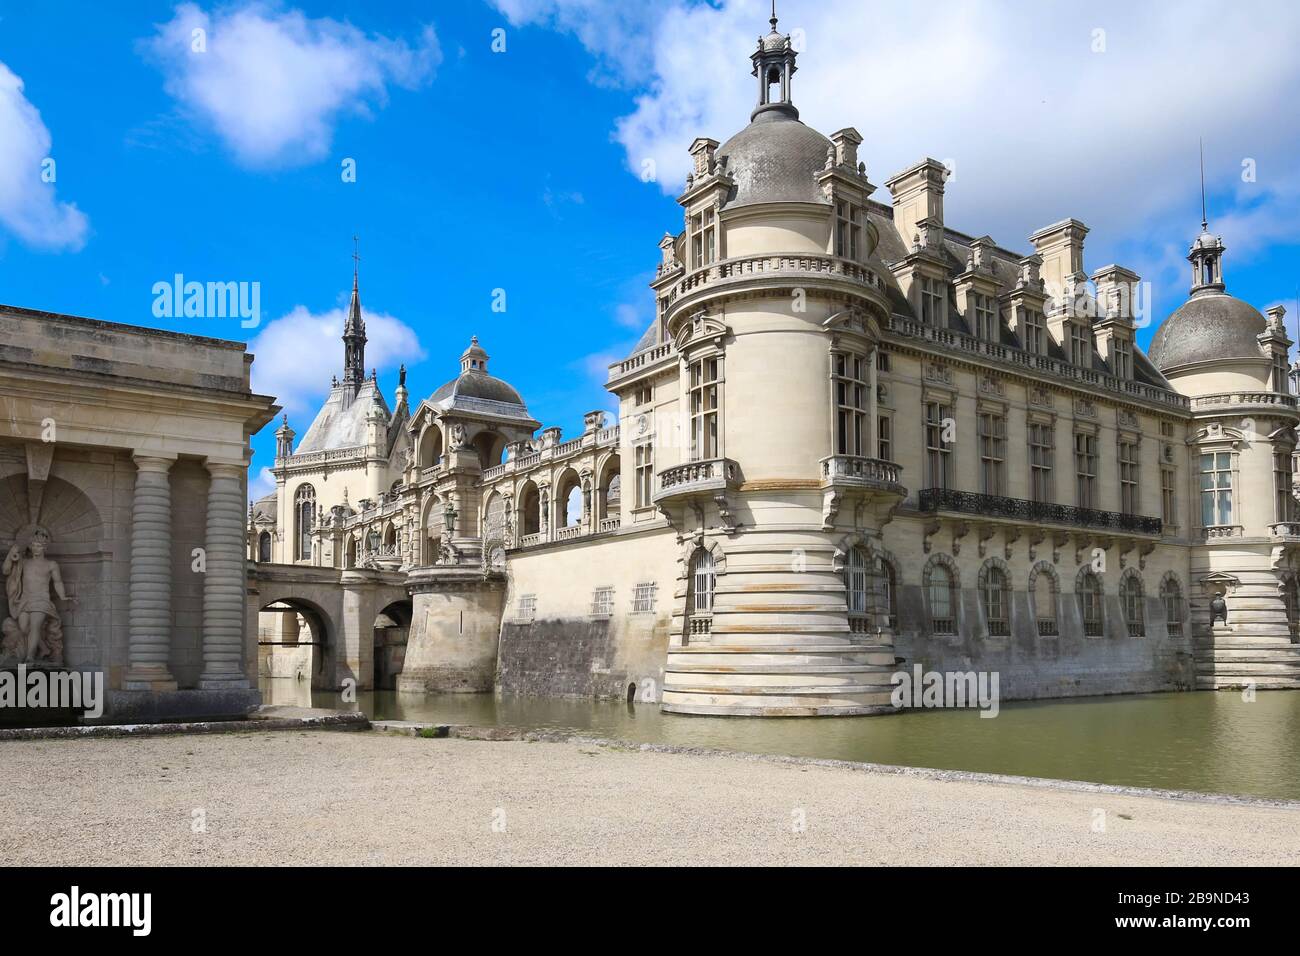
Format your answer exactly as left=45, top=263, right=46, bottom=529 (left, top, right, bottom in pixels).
left=2, top=526, right=67, bottom=665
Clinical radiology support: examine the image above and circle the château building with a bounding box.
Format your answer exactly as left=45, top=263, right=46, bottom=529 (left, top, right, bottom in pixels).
left=250, top=13, right=1300, bottom=715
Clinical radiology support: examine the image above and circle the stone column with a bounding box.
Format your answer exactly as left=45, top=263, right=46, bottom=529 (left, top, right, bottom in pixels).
left=124, top=455, right=178, bottom=690
left=199, top=461, right=250, bottom=688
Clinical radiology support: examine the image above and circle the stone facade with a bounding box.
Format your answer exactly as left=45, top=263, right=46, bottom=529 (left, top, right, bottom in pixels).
left=252, top=14, right=1300, bottom=715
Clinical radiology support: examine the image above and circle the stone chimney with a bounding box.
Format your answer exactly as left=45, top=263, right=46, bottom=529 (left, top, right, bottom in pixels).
left=1029, top=219, right=1089, bottom=305
left=829, top=128, right=863, bottom=170
left=689, top=137, right=720, bottom=177
left=885, top=158, right=948, bottom=256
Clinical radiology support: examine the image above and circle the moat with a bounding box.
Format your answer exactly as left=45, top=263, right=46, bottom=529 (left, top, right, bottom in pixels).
left=260, top=680, right=1300, bottom=802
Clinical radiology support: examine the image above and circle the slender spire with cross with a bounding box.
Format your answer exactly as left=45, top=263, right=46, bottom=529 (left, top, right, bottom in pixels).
left=1188, top=144, right=1226, bottom=297
left=342, top=235, right=367, bottom=393
left=1199, top=138, right=1208, bottom=232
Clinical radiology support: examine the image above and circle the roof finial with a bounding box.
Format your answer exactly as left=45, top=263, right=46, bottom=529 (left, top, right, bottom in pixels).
left=770, top=0, right=778, bottom=32
left=1199, top=139, right=1208, bottom=232
left=351, top=234, right=361, bottom=285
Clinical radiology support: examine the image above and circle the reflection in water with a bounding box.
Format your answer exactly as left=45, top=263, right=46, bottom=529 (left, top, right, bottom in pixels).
left=260, top=679, right=1300, bottom=801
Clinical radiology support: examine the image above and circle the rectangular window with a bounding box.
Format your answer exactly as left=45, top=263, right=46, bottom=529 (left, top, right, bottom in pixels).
left=689, top=208, right=716, bottom=269
left=632, top=582, right=657, bottom=614
left=974, top=294, right=997, bottom=342
left=835, top=202, right=863, bottom=261
left=1029, top=421, right=1054, bottom=503
left=978, top=412, right=1006, bottom=496
left=1023, top=309, right=1045, bottom=355
left=1069, top=323, right=1090, bottom=367
left=876, top=351, right=891, bottom=373
left=1275, top=352, right=1291, bottom=394
left=1161, top=466, right=1177, bottom=529
left=688, top=357, right=720, bottom=461
left=834, top=352, right=867, bottom=456
left=1119, top=440, right=1140, bottom=515
left=1276, top=452, right=1293, bottom=522
left=1075, top=432, right=1097, bottom=509
left=920, top=276, right=946, bottom=328
left=1113, top=337, right=1132, bottom=379
left=634, top=385, right=652, bottom=406
left=591, top=586, right=614, bottom=617
left=1200, top=452, right=1233, bottom=527
left=877, top=415, right=892, bottom=462
left=516, top=593, right=537, bottom=621
left=634, top=442, right=654, bottom=509
left=924, top=402, right=952, bottom=489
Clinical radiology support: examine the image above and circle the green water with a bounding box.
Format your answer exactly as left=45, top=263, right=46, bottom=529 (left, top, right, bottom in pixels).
left=260, top=680, right=1300, bottom=801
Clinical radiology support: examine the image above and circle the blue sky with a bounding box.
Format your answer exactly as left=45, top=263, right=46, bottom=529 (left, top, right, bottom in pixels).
left=2, top=0, right=1299, bottom=500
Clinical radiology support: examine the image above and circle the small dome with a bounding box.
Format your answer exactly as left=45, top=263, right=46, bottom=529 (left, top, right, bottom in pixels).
left=1148, top=293, right=1267, bottom=371
left=429, top=369, right=525, bottom=407
left=719, top=111, right=832, bottom=208
left=760, top=30, right=787, bottom=52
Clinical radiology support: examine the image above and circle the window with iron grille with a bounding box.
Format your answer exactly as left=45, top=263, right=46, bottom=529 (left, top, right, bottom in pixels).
left=979, top=412, right=1006, bottom=496
left=591, top=587, right=614, bottom=617
left=690, top=551, right=715, bottom=614
left=1161, top=577, right=1183, bottom=637
left=1033, top=572, right=1058, bottom=636
left=844, top=546, right=869, bottom=616
left=1121, top=574, right=1145, bottom=637
left=1078, top=573, right=1103, bottom=636
left=631, top=582, right=657, bottom=614
left=1119, top=440, right=1139, bottom=515
left=926, top=564, right=956, bottom=635
left=517, top=593, right=537, bottom=621
left=879, top=558, right=898, bottom=630
left=1029, top=421, right=1054, bottom=503
left=834, top=352, right=867, bottom=456
left=982, top=566, right=1009, bottom=637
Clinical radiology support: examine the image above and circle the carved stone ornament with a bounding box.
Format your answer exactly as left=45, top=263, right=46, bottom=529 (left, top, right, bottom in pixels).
left=2, top=525, right=66, bottom=665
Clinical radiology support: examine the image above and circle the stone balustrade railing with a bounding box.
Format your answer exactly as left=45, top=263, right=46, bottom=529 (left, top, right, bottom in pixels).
left=654, top=458, right=738, bottom=503
left=554, top=525, right=583, bottom=542
left=660, top=254, right=886, bottom=314
left=820, top=455, right=903, bottom=487
left=520, top=532, right=545, bottom=548
left=277, top=444, right=367, bottom=468
left=608, top=343, right=675, bottom=384
left=1269, top=522, right=1300, bottom=538
left=599, top=515, right=621, bottom=533
left=886, top=315, right=1190, bottom=411
left=479, top=425, right=621, bottom=485
left=1203, top=524, right=1244, bottom=539
left=1190, top=392, right=1299, bottom=411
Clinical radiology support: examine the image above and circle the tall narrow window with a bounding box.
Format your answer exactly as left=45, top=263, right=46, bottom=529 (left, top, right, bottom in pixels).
left=1275, top=452, right=1294, bottom=522
left=257, top=532, right=272, bottom=563
left=1033, top=571, right=1058, bottom=636
left=926, top=564, right=956, bottom=635
left=834, top=352, right=867, bottom=456
left=925, top=402, right=952, bottom=489
left=634, top=442, right=654, bottom=509
left=1119, top=440, right=1139, bottom=515
left=835, top=202, right=863, bottom=261
left=689, top=208, right=716, bottom=269
left=844, top=546, right=869, bottom=615
left=1075, top=432, right=1097, bottom=509
left=1029, top=421, right=1054, bottom=503
left=877, top=415, right=892, bottom=462
left=1112, top=337, right=1132, bottom=379
left=1200, top=452, right=1233, bottom=527
left=878, top=558, right=898, bottom=630
left=920, top=276, right=946, bottom=328
left=1274, top=352, right=1290, bottom=394
left=982, top=566, right=1009, bottom=637
left=1161, top=466, right=1177, bottom=529
left=974, top=294, right=997, bottom=342
left=1023, top=309, right=1046, bottom=355
left=978, top=412, right=1006, bottom=496
left=688, top=357, right=720, bottom=461
left=1161, top=577, right=1183, bottom=637
left=1078, top=571, right=1103, bottom=637
left=294, top=484, right=316, bottom=561
left=1069, top=323, right=1090, bottom=366
left=1121, top=574, right=1145, bottom=637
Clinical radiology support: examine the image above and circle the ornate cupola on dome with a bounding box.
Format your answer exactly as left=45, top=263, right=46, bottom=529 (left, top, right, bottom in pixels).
left=751, top=3, right=799, bottom=122
left=460, top=335, right=489, bottom=374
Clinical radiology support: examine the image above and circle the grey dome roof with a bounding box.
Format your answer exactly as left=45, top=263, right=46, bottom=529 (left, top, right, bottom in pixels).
left=719, top=112, right=832, bottom=208
left=430, top=369, right=525, bottom=406
left=1148, top=293, right=1267, bottom=371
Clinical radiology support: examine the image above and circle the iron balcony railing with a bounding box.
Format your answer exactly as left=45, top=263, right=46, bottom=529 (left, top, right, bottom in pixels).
left=917, top=488, right=1162, bottom=535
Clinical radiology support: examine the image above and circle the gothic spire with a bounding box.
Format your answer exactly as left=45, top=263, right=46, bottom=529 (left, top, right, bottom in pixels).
left=342, top=235, right=367, bottom=393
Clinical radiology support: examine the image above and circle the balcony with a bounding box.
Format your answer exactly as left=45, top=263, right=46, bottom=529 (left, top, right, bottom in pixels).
left=918, top=488, right=1161, bottom=536
left=820, top=455, right=905, bottom=492
left=1270, top=522, right=1300, bottom=540
left=653, top=458, right=740, bottom=505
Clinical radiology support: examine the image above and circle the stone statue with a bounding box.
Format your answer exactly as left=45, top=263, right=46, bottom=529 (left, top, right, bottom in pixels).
left=1210, top=593, right=1228, bottom=625
left=2, top=526, right=66, bottom=664
left=450, top=423, right=469, bottom=450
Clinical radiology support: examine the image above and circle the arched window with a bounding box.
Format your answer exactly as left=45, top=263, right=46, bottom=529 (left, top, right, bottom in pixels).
left=345, top=536, right=358, bottom=569
left=520, top=482, right=541, bottom=537
left=1161, top=575, right=1184, bottom=638
left=565, top=485, right=582, bottom=526
left=877, top=557, right=898, bottom=630
left=982, top=564, right=1009, bottom=636
left=1078, top=571, right=1103, bottom=637
left=925, top=561, right=956, bottom=635
left=1032, top=566, right=1058, bottom=636
left=294, top=484, right=316, bottom=561
left=257, top=531, right=271, bottom=563
left=844, top=546, right=869, bottom=616
left=1121, top=573, right=1145, bottom=637
left=686, top=548, right=715, bottom=640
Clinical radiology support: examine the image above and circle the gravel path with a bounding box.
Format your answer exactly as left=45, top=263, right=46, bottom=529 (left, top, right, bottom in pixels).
left=3, top=730, right=1297, bottom=866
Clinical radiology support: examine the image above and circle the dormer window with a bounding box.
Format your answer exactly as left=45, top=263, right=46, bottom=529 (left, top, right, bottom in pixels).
left=835, top=202, right=863, bottom=261
left=689, top=208, right=716, bottom=269
left=920, top=276, right=946, bottom=328
left=1274, top=352, right=1290, bottom=394
left=1069, top=322, right=1091, bottom=367
left=1023, top=308, right=1046, bottom=355
left=973, top=293, right=997, bottom=342
left=1113, top=337, right=1132, bottom=379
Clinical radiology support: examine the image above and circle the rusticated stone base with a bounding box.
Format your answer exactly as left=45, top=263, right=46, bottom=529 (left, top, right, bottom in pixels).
left=95, top=688, right=262, bottom=724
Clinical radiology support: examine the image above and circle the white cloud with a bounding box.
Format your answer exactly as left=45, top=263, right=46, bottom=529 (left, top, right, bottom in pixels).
left=249, top=466, right=276, bottom=500
left=248, top=304, right=425, bottom=418
left=140, top=2, right=441, bottom=167
left=492, top=0, right=1300, bottom=295
left=0, top=61, right=88, bottom=250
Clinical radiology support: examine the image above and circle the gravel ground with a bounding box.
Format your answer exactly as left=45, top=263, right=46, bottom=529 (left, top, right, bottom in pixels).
left=3, top=730, right=1297, bottom=866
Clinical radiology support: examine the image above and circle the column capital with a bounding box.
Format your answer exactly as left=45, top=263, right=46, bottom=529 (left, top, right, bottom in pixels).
left=204, top=460, right=246, bottom=480
left=132, top=452, right=177, bottom=472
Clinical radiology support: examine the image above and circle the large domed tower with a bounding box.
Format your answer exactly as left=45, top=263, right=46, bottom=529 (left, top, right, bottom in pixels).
left=1149, top=217, right=1300, bottom=688
left=644, top=10, right=905, bottom=715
